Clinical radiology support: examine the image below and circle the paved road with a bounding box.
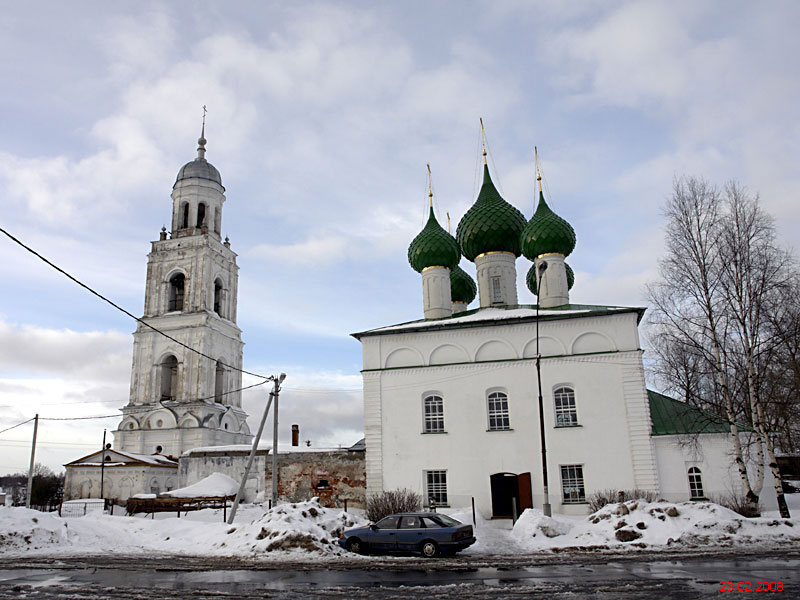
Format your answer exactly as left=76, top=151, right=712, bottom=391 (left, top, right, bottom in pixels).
left=1, top=549, right=798, bottom=599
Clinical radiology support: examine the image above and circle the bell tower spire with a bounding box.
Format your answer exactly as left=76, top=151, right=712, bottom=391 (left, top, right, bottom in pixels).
left=171, top=108, right=226, bottom=239
left=197, top=105, right=207, bottom=160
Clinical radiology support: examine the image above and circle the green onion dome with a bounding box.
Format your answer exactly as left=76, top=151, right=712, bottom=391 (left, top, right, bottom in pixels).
left=456, top=164, right=527, bottom=262
left=526, top=261, right=574, bottom=295
left=450, top=263, right=477, bottom=304
left=408, top=207, right=461, bottom=273
left=520, top=192, right=576, bottom=259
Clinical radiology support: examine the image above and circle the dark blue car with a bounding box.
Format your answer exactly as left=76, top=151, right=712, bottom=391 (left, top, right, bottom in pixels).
left=338, top=512, right=476, bottom=558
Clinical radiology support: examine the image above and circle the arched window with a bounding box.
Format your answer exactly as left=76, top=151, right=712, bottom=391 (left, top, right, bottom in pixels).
left=423, top=395, right=444, bottom=433
left=554, top=386, right=578, bottom=427
left=181, top=202, right=189, bottom=229
left=215, top=361, right=225, bottom=403
left=160, top=355, right=178, bottom=402
left=168, top=273, right=185, bottom=312
left=688, top=466, right=704, bottom=499
left=197, top=202, right=206, bottom=228
left=487, top=391, right=510, bottom=430
left=214, top=279, right=223, bottom=316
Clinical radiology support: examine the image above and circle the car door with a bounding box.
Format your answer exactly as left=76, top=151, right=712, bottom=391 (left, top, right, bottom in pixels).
left=367, top=515, right=400, bottom=551
left=397, top=515, right=426, bottom=551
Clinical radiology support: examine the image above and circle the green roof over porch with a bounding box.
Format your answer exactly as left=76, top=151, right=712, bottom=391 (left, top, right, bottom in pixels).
left=648, top=389, right=751, bottom=435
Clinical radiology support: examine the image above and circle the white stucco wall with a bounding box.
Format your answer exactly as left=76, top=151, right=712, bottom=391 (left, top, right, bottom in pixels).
left=179, top=451, right=268, bottom=503
left=361, top=309, right=659, bottom=517
left=653, top=433, right=779, bottom=512
left=64, top=465, right=178, bottom=502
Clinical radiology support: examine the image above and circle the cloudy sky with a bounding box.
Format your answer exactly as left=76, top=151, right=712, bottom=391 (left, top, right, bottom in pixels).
left=1, top=0, right=798, bottom=476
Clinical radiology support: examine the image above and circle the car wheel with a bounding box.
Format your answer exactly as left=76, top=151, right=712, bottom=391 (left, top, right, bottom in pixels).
left=420, top=540, right=439, bottom=558
left=345, top=538, right=365, bottom=554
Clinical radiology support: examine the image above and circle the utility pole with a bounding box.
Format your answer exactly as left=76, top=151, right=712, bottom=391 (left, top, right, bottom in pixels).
left=271, top=373, right=286, bottom=506
left=100, top=430, right=107, bottom=500
left=25, top=414, right=39, bottom=509
left=227, top=380, right=276, bottom=525
left=535, top=262, right=552, bottom=517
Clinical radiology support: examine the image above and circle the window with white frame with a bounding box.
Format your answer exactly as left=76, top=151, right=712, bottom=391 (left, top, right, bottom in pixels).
left=423, top=395, right=444, bottom=433
left=425, top=470, right=448, bottom=506
left=487, top=391, right=510, bottom=430
left=560, top=464, right=585, bottom=503
left=554, top=386, right=578, bottom=426
left=688, top=466, right=704, bottom=499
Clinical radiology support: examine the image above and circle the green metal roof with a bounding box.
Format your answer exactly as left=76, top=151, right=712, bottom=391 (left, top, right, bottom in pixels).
left=450, top=263, right=477, bottom=303
left=521, top=192, right=576, bottom=259
left=456, top=164, right=527, bottom=261
left=408, top=207, right=461, bottom=272
left=648, top=389, right=747, bottom=435
left=526, top=262, right=574, bottom=295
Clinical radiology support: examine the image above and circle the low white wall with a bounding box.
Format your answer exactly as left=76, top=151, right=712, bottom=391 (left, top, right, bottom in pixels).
left=653, top=432, right=778, bottom=512
left=179, top=451, right=267, bottom=503
left=63, top=465, right=178, bottom=502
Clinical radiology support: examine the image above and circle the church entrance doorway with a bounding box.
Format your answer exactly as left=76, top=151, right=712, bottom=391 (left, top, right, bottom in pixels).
left=490, top=472, right=533, bottom=518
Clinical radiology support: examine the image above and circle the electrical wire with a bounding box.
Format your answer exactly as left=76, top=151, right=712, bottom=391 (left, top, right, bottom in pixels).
left=0, top=226, right=272, bottom=382
left=0, top=379, right=272, bottom=410
left=0, top=417, right=34, bottom=435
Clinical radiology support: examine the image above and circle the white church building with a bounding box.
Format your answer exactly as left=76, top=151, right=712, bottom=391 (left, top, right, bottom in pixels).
left=65, top=128, right=252, bottom=501
left=353, top=155, right=778, bottom=517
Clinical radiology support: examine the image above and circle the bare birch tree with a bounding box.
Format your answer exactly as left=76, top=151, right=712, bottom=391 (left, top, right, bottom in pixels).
left=717, top=183, right=793, bottom=517
left=647, top=177, right=760, bottom=508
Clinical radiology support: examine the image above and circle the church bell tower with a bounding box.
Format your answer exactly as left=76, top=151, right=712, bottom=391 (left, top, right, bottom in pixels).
left=113, top=124, right=252, bottom=458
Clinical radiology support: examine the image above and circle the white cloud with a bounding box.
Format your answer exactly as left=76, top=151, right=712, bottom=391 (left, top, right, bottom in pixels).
left=0, top=319, right=130, bottom=382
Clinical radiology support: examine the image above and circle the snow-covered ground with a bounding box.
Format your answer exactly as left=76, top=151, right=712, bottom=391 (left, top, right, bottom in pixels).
left=2, top=494, right=799, bottom=558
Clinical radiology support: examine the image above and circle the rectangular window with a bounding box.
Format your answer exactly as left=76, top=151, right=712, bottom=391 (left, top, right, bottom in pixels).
left=425, top=470, right=448, bottom=506
left=560, top=465, right=585, bottom=503
left=554, top=387, right=578, bottom=427
left=423, top=395, right=444, bottom=433
left=487, top=391, right=510, bottom=430
left=491, top=276, right=503, bottom=303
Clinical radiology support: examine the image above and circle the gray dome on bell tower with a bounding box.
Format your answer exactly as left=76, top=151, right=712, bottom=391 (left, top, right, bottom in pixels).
left=174, top=133, right=223, bottom=188
left=170, top=121, right=227, bottom=240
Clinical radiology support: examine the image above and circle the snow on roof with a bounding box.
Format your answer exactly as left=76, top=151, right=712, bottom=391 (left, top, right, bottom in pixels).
left=161, top=473, right=239, bottom=498
left=182, top=443, right=350, bottom=457
left=353, top=304, right=642, bottom=337
left=115, top=452, right=178, bottom=466
left=66, top=449, right=177, bottom=467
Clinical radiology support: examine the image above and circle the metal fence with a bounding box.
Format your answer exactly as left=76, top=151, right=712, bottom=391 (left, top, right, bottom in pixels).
left=59, top=499, right=106, bottom=517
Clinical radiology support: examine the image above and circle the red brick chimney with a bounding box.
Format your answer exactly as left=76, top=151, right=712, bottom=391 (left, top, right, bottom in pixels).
left=291, top=424, right=299, bottom=447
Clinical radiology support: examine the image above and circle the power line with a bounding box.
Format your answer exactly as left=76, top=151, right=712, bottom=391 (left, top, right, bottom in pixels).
left=0, top=379, right=272, bottom=410
left=0, top=418, right=34, bottom=435
left=0, top=226, right=272, bottom=382
left=40, top=415, right=120, bottom=421
left=0, top=440, right=99, bottom=448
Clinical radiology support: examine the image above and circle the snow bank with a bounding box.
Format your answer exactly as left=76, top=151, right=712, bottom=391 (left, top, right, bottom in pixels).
left=0, top=499, right=367, bottom=557
left=512, top=500, right=800, bottom=550
left=218, top=498, right=366, bottom=554
left=0, top=507, right=72, bottom=551
left=162, top=472, right=239, bottom=498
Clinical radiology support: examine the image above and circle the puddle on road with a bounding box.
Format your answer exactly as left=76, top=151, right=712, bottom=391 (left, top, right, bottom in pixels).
left=3, top=558, right=798, bottom=593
